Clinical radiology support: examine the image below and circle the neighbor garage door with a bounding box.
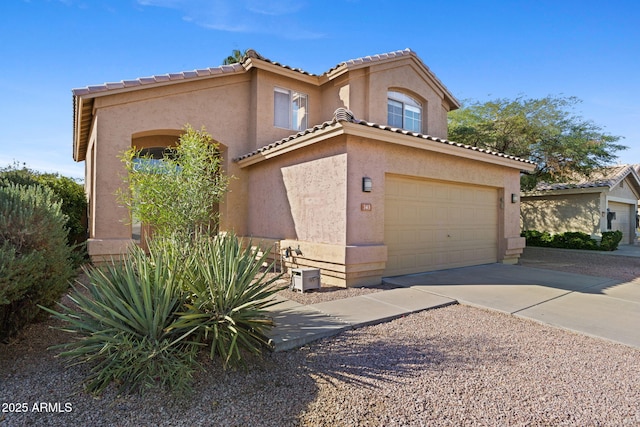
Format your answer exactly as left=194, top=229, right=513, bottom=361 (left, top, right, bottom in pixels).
left=608, top=201, right=633, bottom=244
left=384, top=175, right=498, bottom=277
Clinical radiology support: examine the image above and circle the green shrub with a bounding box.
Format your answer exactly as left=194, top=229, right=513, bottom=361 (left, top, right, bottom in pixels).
left=522, top=229, right=553, bottom=247
left=599, top=230, right=623, bottom=251
left=118, top=126, right=229, bottom=239
left=0, top=183, right=75, bottom=341
left=172, top=232, right=284, bottom=368
left=523, top=229, right=621, bottom=251
left=551, top=231, right=598, bottom=250
left=42, top=241, right=201, bottom=395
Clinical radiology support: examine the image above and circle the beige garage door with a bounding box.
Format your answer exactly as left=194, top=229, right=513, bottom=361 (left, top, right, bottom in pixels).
left=608, top=201, right=632, bottom=244
left=384, top=175, right=498, bottom=277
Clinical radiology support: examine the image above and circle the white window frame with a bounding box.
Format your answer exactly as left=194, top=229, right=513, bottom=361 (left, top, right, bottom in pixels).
left=387, top=91, right=423, bottom=132
left=274, top=87, right=308, bottom=131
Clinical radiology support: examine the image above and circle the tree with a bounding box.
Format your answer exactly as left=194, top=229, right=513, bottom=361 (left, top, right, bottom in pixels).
left=222, top=49, right=248, bottom=65
left=447, top=96, right=627, bottom=190
left=118, top=125, right=229, bottom=239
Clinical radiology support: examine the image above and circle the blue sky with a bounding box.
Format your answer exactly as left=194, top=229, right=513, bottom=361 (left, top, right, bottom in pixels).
left=1, top=0, right=639, bottom=180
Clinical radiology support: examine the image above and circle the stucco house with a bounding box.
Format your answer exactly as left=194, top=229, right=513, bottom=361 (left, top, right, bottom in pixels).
left=521, top=165, right=640, bottom=244
left=72, top=48, right=535, bottom=287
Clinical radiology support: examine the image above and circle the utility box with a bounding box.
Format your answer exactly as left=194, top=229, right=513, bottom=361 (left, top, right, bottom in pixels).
left=290, top=268, right=321, bottom=293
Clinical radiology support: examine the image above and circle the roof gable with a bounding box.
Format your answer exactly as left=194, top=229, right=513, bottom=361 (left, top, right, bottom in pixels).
left=526, top=165, right=640, bottom=196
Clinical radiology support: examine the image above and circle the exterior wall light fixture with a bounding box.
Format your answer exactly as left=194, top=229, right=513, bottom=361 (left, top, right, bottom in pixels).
left=511, top=193, right=519, bottom=203
left=362, top=177, right=373, bottom=192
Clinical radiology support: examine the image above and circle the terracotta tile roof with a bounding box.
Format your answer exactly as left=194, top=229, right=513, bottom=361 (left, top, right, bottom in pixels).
left=72, top=48, right=436, bottom=97
left=325, top=48, right=414, bottom=74
left=72, top=49, right=460, bottom=161
left=532, top=165, right=636, bottom=191
left=243, top=49, right=318, bottom=76
left=72, top=63, right=246, bottom=96
left=234, top=108, right=535, bottom=167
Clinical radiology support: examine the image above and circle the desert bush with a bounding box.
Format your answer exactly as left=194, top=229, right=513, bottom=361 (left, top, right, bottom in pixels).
left=599, top=230, right=623, bottom=251
left=118, top=126, right=229, bottom=239
left=172, top=232, right=284, bottom=367
left=0, top=164, right=87, bottom=247
left=0, top=183, right=74, bottom=340
left=42, top=241, right=201, bottom=395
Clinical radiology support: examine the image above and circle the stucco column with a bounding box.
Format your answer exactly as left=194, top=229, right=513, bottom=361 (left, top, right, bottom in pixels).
left=502, top=176, right=526, bottom=264
left=87, top=112, right=135, bottom=261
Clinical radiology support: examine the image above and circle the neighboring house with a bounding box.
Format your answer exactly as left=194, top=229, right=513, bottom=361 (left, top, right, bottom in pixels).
left=72, top=49, right=535, bottom=287
left=521, top=165, right=640, bottom=245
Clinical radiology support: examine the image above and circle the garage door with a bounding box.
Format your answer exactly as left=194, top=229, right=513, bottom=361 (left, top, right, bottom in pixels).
left=608, top=201, right=632, bottom=244
left=384, top=175, right=498, bottom=277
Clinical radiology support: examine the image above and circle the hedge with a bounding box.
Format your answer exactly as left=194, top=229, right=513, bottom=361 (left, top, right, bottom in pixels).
left=522, top=230, right=624, bottom=252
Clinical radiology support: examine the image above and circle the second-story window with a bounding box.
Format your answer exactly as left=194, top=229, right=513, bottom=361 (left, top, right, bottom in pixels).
left=274, top=87, right=308, bottom=131
left=387, top=91, right=422, bottom=132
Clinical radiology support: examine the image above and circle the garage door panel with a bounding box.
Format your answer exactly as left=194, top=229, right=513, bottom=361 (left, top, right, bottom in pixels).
left=384, top=176, right=498, bottom=277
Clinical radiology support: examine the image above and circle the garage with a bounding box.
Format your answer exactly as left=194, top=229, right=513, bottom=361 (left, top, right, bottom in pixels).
left=608, top=201, right=633, bottom=244
left=384, top=175, right=498, bottom=277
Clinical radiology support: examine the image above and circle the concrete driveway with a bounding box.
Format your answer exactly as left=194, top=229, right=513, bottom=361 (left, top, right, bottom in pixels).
left=383, top=262, right=640, bottom=348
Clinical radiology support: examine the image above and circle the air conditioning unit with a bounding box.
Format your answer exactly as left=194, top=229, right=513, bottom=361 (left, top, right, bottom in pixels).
left=290, top=268, right=321, bottom=293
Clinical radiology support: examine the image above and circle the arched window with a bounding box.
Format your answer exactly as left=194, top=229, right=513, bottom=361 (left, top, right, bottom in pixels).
left=387, top=91, right=422, bottom=132
left=133, top=146, right=177, bottom=172
left=131, top=146, right=176, bottom=242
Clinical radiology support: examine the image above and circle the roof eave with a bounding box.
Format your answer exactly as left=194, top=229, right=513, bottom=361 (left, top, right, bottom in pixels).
left=522, top=186, right=607, bottom=197
left=242, top=57, right=320, bottom=85
left=236, top=123, right=344, bottom=168
left=237, top=119, right=536, bottom=172
left=73, top=95, right=94, bottom=162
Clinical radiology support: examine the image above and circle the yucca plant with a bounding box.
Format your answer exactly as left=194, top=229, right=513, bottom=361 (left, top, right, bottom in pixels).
left=41, top=240, right=201, bottom=395
left=172, top=232, right=284, bottom=367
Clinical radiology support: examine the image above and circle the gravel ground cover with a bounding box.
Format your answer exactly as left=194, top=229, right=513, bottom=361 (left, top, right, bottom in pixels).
left=519, top=246, right=640, bottom=282
left=1, top=249, right=639, bottom=426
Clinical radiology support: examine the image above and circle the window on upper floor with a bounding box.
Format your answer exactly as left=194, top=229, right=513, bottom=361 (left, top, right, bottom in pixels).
left=274, top=87, right=308, bottom=131
left=387, top=91, right=422, bottom=132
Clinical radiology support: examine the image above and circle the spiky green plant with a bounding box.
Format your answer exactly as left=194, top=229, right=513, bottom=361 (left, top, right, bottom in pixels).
left=172, top=232, right=284, bottom=367
left=41, top=241, right=201, bottom=395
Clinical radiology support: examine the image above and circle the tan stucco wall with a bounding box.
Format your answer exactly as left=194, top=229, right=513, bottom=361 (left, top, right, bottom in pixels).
left=242, top=130, right=526, bottom=286
left=252, top=69, right=323, bottom=150
left=521, top=192, right=602, bottom=236
left=85, top=74, right=254, bottom=255
left=245, top=135, right=348, bottom=244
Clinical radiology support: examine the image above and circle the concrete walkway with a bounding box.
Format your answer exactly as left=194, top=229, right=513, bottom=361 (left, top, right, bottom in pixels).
left=265, top=254, right=640, bottom=351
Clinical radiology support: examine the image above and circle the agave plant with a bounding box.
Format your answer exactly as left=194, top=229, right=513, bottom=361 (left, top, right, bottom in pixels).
left=41, top=240, right=201, bottom=395
left=172, top=232, right=284, bottom=367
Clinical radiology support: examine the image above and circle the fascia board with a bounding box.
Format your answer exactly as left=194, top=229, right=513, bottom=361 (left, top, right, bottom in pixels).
left=522, top=187, right=606, bottom=197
